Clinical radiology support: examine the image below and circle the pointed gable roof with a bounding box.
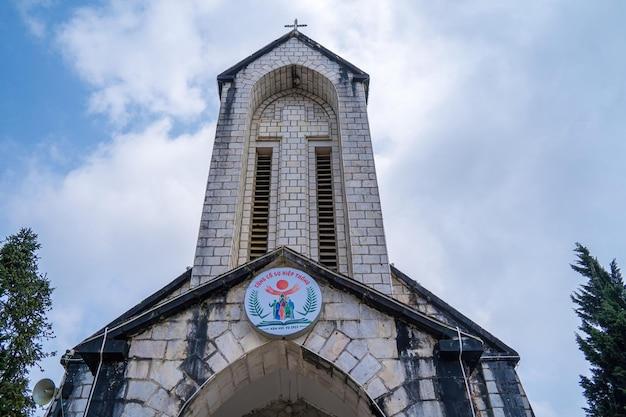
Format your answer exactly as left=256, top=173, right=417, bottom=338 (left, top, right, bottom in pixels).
left=391, top=265, right=520, bottom=358
left=216, top=29, right=370, bottom=95
left=74, top=247, right=486, bottom=358
left=72, top=247, right=523, bottom=374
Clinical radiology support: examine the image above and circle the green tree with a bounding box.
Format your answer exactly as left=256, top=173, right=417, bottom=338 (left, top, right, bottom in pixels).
left=571, top=243, right=626, bottom=417
left=0, top=229, right=54, bottom=417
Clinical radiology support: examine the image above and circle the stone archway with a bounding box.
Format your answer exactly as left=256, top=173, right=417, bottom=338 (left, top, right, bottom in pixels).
left=178, top=340, right=385, bottom=417
left=231, top=62, right=352, bottom=274
left=247, top=64, right=340, bottom=116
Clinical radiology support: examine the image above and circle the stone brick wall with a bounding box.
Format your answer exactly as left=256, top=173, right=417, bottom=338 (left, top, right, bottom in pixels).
left=114, top=282, right=416, bottom=416
left=235, top=90, right=349, bottom=274
left=55, top=362, right=94, bottom=417
left=58, top=280, right=498, bottom=417
left=390, top=273, right=534, bottom=417
left=479, top=361, right=534, bottom=417
left=192, top=36, right=391, bottom=293
left=57, top=269, right=535, bottom=417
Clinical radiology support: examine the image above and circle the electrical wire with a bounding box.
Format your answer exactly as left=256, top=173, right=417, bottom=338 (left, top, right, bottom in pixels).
left=83, top=326, right=108, bottom=417
left=457, top=326, right=477, bottom=417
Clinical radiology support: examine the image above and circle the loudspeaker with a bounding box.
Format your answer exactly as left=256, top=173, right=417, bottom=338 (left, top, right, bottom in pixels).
left=33, top=378, right=56, bottom=406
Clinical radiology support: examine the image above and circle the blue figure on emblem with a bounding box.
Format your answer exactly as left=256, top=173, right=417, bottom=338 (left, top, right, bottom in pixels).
left=270, top=299, right=280, bottom=320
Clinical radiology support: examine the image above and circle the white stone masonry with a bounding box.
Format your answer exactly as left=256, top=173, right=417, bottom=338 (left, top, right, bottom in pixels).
left=192, top=36, right=392, bottom=293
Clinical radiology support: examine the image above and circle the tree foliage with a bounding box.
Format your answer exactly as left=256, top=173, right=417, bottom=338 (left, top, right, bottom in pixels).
left=0, top=229, right=54, bottom=417
left=571, top=243, right=626, bottom=417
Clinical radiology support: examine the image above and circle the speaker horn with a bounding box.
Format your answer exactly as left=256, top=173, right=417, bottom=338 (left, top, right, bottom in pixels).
left=33, top=378, right=56, bottom=406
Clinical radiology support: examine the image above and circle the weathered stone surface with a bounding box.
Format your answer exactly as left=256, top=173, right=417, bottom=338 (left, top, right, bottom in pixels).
left=360, top=304, right=386, bottom=320
left=152, top=321, right=188, bottom=340
left=404, top=400, right=445, bottom=417
left=215, top=331, right=244, bottom=362
left=240, top=329, right=267, bottom=353
left=226, top=285, right=245, bottom=303
left=319, top=331, right=349, bottom=361
left=418, top=379, right=436, bottom=400
left=489, top=392, right=505, bottom=408
left=350, top=354, right=381, bottom=385
left=126, top=359, right=150, bottom=379
left=120, top=403, right=157, bottom=417
left=147, top=388, right=177, bottom=416
left=346, top=339, right=368, bottom=359
left=335, top=351, right=358, bottom=372
left=126, top=379, right=158, bottom=401
left=203, top=342, right=217, bottom=359
left=304, top=333, right=326, bottom=353
left=209, top=305, right=240, bottom=321
left=416, top=359, right=436, bottom=379
left=215, top=331, right=243, bottom=362
left=324, top=302, right=360, bottom=320
left=207, top=352, right=228, bottom=373
left=206, top=321, right=228, bottom=338
left=492, top=408, right=507, bottom=417
left=365, top=377, right=387, bottom=399
left=312, top=321, right=334, bottom=338
left=482, top=363, right=495, bottom=381
left=68, top=398, right=87, bottom=413
left=337, top=321, right=359, bottom=339
left=129, top=340, right=166, bottom=358
left=384, top=387, right=409, bottom=415
left=231, top=321, right=252, bottom=339
left=367, top=338, right=397, bottom=358
left=379, top=360, right=405, bottom=390
left=359, top=319, right=394, bottom=338
left=165, top=339, right=187, bottom=360
left=150, top=360, right=183, bottom=391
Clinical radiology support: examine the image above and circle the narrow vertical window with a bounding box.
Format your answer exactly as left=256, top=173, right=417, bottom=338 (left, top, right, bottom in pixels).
left=250, top=149, right=272, bottom=260
left=316, top=149, right=337, bottom=269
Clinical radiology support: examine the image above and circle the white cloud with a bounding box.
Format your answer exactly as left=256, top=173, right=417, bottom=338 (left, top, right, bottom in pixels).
left=56, top=0, right=223, bottom=123
left=5, top=119, right=213, bottom=348
left=9, top=1, right=626, bottom=416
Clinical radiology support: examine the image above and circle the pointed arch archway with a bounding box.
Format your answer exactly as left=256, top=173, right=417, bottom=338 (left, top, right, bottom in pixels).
left=177, top=340, right=386, bottom=417
left=232, top=63, right=352, bottom=275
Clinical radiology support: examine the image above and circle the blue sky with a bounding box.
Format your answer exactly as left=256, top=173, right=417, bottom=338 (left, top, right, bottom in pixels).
left=2, top=1, right=626, bottom=416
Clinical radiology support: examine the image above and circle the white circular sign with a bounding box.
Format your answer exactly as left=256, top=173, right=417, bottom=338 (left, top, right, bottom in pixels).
left=244, top=267, right=322, bottom=338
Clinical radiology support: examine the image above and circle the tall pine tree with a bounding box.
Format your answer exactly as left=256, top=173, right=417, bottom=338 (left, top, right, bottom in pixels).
left=571, top=243, right=626, bottom=417
left=0, top=229, right=54, bottom=417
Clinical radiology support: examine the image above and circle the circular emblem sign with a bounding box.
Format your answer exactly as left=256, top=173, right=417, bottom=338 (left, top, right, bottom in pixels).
left=244, top=267, right=322, bottom=338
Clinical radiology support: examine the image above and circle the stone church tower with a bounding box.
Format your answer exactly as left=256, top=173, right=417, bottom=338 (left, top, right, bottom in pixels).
left=47, top=27, right=535, bottom=417
left=191, top=26, right=390, bottom=293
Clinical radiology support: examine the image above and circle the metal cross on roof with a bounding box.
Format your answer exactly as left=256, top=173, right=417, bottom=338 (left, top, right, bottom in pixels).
left=285, top=18, right=307, bottom=31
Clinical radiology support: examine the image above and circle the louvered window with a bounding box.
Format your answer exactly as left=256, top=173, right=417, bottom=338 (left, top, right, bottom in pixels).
left=315, top=149, right=337, bottom=270
left=250, top=150, right=272, bottom=260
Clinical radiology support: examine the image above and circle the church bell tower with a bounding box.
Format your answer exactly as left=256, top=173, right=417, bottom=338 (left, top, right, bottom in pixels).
left=192, top=26, right=392, bottom=293
left=51, top=23, right=535, bottom=417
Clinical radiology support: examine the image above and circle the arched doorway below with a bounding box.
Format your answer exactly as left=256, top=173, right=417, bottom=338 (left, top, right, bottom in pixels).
left=178, top=340, right=385, bottom=417
left=243, top=398, right=331, bottom=417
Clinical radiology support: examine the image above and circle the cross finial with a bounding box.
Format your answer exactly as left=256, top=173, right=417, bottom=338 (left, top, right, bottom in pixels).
left=285, top=18, right=307, bottom=32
